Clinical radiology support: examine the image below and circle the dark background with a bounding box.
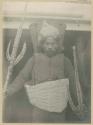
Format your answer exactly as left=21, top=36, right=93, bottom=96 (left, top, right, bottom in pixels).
left=3, top=28, right=91, bottom=123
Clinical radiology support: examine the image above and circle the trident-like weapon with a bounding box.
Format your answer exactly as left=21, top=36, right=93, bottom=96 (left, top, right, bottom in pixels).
left=68, top=46, right=83, bottom=112
left=4, top=3, right=28, bottom=92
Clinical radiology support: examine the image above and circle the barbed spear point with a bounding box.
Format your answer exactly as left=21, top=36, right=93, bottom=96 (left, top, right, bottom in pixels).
left=14, top=42, right=27, bottom=66
left=6, top=40, right=12, bottom=61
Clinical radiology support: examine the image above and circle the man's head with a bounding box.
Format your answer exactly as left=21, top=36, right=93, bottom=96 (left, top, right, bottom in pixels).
left=38, top=21, right=65, bottom=57
left=39, top=35, right=61, bottom=57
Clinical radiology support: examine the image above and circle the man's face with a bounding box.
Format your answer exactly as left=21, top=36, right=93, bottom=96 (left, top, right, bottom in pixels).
left=43, top=37, right=58, bottom=57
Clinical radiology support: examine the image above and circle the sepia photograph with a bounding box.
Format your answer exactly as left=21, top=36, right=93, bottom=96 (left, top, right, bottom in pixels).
left=2, top=0, right=91, bottom=123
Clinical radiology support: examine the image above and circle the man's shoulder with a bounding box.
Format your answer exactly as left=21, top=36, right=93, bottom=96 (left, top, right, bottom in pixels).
left=55, top=54, right=70, bottom=62
left=28, top=53, right=46, bottom=62
left=33, top=53, right=48, bottom=59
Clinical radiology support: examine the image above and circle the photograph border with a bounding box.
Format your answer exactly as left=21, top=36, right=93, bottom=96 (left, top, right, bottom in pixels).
left=0, top=0, right=92, bottom=124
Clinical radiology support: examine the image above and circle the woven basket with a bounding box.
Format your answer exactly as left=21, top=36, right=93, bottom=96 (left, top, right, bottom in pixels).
left=25, top=79, right=69, bottom=113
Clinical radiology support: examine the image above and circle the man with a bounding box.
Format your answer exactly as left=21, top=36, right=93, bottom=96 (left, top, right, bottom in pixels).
left=5, top=21, right=84, bottom=123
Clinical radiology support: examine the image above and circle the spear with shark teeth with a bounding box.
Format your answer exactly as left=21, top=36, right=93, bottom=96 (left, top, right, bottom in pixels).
left=68, top=46, right=84, bottom=114
left=4, top=3, right=28, bottom=93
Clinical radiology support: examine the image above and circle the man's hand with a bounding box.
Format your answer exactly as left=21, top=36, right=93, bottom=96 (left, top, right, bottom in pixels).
left=74, top=104, right=88, bottom=120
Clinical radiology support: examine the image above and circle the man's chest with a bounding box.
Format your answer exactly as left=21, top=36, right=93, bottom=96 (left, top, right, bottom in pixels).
left=31, top=54, right=65, bottom=83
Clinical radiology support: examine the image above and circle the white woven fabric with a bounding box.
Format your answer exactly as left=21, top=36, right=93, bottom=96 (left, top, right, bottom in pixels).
left=25, top=79, right=69, bottom=113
